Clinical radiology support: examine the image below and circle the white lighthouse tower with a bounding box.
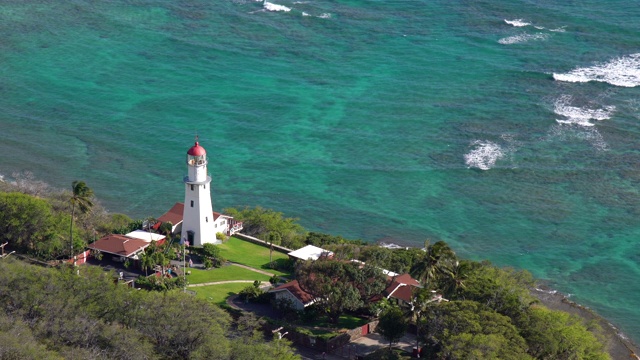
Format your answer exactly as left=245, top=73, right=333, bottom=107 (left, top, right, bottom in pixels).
left=181, top=139, right=218, bottom=246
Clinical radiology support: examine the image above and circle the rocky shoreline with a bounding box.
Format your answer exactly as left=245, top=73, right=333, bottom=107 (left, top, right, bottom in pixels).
left=532, top=287, right=640, bottom=360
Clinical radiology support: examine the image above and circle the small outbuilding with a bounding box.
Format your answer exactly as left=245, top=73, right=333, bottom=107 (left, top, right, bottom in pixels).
left=287, top=245, right=333, bottom=262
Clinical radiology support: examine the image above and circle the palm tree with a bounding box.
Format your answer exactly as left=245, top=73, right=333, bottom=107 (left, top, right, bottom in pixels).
left=69, top=181, right=93, bottom=266
left=140, top=251, right=154, bottom=276
left=410, top=240, right=457, bottom=290
left=441, top=260, right=471, bottom=299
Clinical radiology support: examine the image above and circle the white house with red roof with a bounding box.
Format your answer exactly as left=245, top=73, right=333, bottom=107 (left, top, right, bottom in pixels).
left=269, top=280, right=317, bottom=311
left=88, top=232, right=166, bottom=262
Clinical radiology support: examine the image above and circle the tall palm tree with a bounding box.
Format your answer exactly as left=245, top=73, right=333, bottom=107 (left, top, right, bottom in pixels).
left=410, top=240, right=457, bottom=290
left=69, top=180, right=93, bottom=266
left=441, top=260, right=471, bottom=299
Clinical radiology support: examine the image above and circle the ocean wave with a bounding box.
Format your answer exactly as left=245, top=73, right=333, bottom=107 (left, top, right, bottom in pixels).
left=553, top=53, right=640, bottom=87
left=317, top=13, right=331, bottom=19
left=549, top=26, right=567, bottom=32
left=547, top=123, right=608, bottom=151
left=464, top=140, right=504, bottom=170
left=553, top=95, right=615, bottom=127
left=264, top=1, right=291, bottom=12
left=498, top=33, right=549, bottom=45
left=534, top=287, right=558, bottom=295
left=504, top=19, right=530, bottom=27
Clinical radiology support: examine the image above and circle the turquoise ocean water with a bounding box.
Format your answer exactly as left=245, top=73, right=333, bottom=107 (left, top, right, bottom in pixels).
left=1, top=0, right=640, bottom=343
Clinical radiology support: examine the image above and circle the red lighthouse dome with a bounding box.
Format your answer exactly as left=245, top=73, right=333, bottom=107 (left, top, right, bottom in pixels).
left=187, top=141, right=206, bottom=156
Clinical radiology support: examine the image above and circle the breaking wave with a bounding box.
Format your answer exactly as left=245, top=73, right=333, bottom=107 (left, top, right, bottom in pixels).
left=264, top=1, right=291, bottom=12
left=464, top=140, right=504, bottom=170
left=504, top=19, right=530, bottom=27
left=553, top=95, right=615, bottom=127
left=498, top=33, right=549, bottom=45
left=553, top=53, right=640, bottom=87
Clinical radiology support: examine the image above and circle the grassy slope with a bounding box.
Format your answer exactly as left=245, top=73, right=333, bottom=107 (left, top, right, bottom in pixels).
left=217, top=237, right=291, bottom=277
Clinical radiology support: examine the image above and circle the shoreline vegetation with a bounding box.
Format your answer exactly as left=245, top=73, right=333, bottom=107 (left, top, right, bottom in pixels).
left=1, top=172, right=639, bottom=358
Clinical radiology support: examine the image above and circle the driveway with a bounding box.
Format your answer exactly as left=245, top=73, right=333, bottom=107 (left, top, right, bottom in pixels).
left=351, top=332, right=417, bottom=357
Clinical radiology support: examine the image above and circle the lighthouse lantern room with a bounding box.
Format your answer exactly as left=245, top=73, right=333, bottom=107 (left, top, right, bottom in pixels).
left=181, top=139, right=218, bottom=246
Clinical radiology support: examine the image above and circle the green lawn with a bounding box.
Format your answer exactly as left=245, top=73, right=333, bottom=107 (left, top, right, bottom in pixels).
left=307, top=314, right=369, bottom=330
left=193, top=283, right=251, bottom=306
left=217, top=237, right=291, bottom=277
left=186, top=265, right=272, bottom=284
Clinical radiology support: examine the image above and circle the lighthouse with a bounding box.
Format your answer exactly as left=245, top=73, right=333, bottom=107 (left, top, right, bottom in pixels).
left=181, top=139, right=218, bottom=246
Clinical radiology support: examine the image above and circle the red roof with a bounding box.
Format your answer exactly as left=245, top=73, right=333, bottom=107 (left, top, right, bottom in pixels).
left=157, top=202, right=184, bottom=225
left=187, top=142, right=206, bottom=156
left=88, top=234, right=150, bottom=258
left=384, top=273, right=421, bottom=303
left=270, top=280, right=316, bottom=305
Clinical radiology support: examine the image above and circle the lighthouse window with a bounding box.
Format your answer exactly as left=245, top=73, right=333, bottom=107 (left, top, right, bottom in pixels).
left=190, top=200, right=194, bottom=207
left=206, top=217, right=208, bottom=222
left=191, top=184, right=194, bottom=191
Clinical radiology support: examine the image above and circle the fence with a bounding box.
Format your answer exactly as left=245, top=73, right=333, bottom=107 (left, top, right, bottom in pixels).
left=233, top=233, right=293, bottom=254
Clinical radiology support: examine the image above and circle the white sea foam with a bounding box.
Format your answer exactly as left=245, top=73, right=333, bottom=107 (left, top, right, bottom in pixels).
left=264, top=1, right=291, bottom=12
left=498, top=33, right=549, bottom=45
left=464, top=140, right=504, bottom=170
left=547, top=123, right=608, bottom=151
left=302, top=11, right=310, bottom=16
left=553, top=95, right=615, bottom=127
left=549, top=26, right=567, bottom=32
left=504, top=19, right=530, bottom=27
left=553, top=53, right=640, bottom=87
left=534, top=287, right=558, bottom=295
left=317, top=13, right=331, bottom=19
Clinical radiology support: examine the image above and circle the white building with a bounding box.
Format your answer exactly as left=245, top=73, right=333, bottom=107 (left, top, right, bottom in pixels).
left=181, top=139, right=218, bottom=246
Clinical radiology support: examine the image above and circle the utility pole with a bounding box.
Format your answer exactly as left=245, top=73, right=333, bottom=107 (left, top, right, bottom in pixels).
left=183, top=238, right=187, bottom=293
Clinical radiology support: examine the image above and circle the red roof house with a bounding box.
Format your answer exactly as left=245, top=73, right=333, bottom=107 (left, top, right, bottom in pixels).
left=383, top=273, right=421, bottom=304
left=88, top=234, right=152, bottom=261
left=269, top=280, right=317, bottom=311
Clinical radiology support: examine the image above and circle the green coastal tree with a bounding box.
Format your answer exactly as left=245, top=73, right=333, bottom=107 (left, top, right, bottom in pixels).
left=0, top=192, right=60, bottom=257
left=296, top=259, right=386, bottom=323
left=223, top=206, right=305, bottom=248
left=69, top=181, right=93, bottom=263
left=377, top=306, right=408, bottom=349
left=425, top=300, right=533, bottom=360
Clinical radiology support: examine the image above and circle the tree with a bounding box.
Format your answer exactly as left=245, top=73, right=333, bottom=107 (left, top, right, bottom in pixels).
left=223, top=206, right=306, bottom=249
left=521, top=306, right=609, bottom=360
left=0, top=192, right=64, bottom=259
left=69, top=181, right=93, bottom=264
left=377, top=306, right=408, bottom=349
left=440, top=260, right=472, bottom=299
left=139, top=251, right=154, bottom=276
left=410, top=240, right=457, bottom=290
left=268, top=232, right=281, bottom=267
left=296, top=259, right=386, bottom=323
left=425, top=300, right=532, bottom=360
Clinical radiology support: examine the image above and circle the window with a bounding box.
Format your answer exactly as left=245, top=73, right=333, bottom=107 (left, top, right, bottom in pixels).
left=191, top=184, right=194, bottom=191
left=206, top=217, right=208, bottom=222
left=190, top=200, right=194, bottom=207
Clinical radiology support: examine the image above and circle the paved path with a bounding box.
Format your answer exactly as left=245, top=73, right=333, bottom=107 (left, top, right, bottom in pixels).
left=228, top=262, right=277, bottom=277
